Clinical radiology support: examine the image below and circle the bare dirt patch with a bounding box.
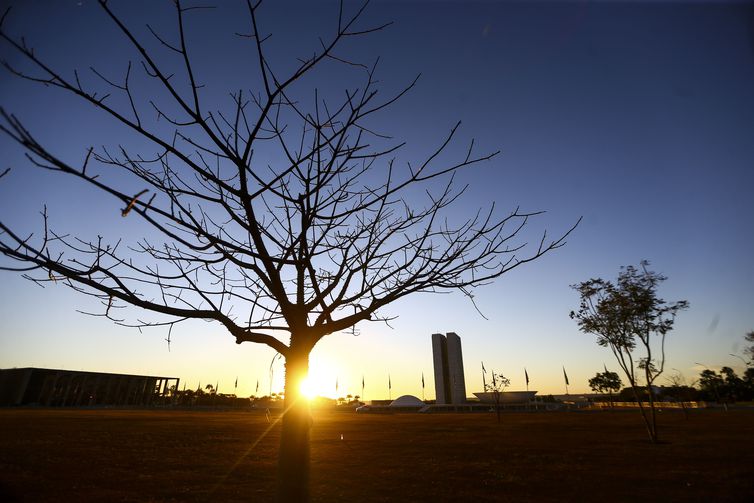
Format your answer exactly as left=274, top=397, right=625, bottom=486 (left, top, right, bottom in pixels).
left=0, top=408, right=752, bottom=502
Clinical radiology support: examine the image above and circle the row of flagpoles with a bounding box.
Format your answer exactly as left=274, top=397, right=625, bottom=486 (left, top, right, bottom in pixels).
left=185, top=372, right=403, bottom=401
left=481, top=362, right=572, bottom=394
left=185, top=366, right=578, bottom=399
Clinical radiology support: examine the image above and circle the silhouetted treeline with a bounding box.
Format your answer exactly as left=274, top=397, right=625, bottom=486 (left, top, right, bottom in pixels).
left=588, top=367, right=754, bottom=404
left=696, top=367, right=754, bottom=403
left=168, top=387, right=287, bottom=408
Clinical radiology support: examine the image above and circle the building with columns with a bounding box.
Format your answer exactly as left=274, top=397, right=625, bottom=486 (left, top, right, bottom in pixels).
left=0, top=367, right=179, bottom=407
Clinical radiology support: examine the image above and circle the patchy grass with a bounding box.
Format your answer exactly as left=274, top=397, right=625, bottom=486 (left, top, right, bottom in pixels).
left=0, top=408, right=752, bottom=501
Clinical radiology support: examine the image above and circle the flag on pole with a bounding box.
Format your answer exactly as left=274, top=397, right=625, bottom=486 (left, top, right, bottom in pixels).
left=525, top=368, right=530, bottom=386
left=482, top=362, right=487, bottom=390
left=362, top=375, right=365, bottom=400
left=389, top=374, right=392, bottom=390
left=235, top=376, right=238, bottom=390
left=421, top=371, right=426, bottom=401
left=563, top=367, right=570, bottom=386
left=255, top=379, right=259, bottom=394
left=215, top=381, right=219, bottom=394
left=336, top=377, right=339, bottom=394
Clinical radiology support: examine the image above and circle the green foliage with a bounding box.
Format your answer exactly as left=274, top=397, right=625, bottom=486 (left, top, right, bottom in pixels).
left=571, top=260, right=688, bottom=442
left=698, top=367, right=753, bottom=402
left=588, top=371, right=622, bottom=394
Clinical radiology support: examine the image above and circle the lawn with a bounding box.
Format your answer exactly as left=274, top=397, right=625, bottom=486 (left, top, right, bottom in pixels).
left=0, top=408, right=752, bottom=501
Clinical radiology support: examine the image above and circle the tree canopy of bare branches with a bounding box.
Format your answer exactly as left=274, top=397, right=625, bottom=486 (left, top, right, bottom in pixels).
left=1, top=1, right=577, bottom=500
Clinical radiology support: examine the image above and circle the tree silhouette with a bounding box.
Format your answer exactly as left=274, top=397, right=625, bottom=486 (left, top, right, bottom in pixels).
left=571, top=261, right=688, bottom=443
left=588, top=370, right=621, bottom=409
left=0, top=1, right=577, bottom=500
left=743, top=331, right=754, bottom=364
left=485, top=370, right=510, bottom=423
left=664, top=370, right=694, bottom=419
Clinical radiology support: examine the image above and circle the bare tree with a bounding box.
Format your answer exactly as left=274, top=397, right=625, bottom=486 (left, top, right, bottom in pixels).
left=570, top=261, right=688, bottom=443
left=485, top=370, right=510, bottom=423
left=665, top=370, right=694, bottom=419
left=0, top=1, right=577, bottom=500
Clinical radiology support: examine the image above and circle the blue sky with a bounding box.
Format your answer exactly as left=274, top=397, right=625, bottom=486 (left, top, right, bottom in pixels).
left=1, top=0, right=752, bottom=398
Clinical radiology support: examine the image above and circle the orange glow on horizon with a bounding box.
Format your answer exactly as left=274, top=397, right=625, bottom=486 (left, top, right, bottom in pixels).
left=299, top=363, right=339, bottom=400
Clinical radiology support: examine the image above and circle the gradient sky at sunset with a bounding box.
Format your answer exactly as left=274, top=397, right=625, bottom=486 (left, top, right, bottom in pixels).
left=1, top=0, right=752, bottom=399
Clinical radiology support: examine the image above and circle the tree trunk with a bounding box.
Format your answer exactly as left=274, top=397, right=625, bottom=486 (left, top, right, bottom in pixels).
left=277, top=348, right=312, bottom=502
left=645, top=383, right=658, bottom=443
left=630, top=384, right=657, bottom=443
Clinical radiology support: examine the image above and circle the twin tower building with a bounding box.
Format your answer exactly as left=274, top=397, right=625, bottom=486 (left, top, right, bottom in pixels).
left=431, top=332, right=467, bottom=405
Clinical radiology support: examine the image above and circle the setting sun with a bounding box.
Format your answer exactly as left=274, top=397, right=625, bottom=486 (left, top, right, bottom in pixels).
left=299, top=372, right=338, bottom=400
left=299, top=376, right=318, bottom=400
left=298, top=360, right=341, bottom=400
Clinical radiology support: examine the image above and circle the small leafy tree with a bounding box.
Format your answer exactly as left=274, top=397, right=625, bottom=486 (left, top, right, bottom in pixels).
left=744, top=368, right=754, bottom=400
left=484, top=370, right=510, bottom=423
left=588, top=370, right=621, bottom=409
left=720, top=367, right=744, bottom=402
left=699, top=367, right=750, bottom=403
left=698, top=369, right=726, bottom=404
left=570, top=260, right=688, bottom=443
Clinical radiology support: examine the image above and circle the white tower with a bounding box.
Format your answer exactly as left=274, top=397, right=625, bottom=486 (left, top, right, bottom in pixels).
left=445, top=332, right=467, bottom=404
left=431, top=332, right=467, bottom=405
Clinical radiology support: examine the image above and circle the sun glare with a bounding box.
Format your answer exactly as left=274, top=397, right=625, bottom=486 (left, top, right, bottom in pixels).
left=300, top=377, right=318, bottom=400
left=298, top=363, right=338, bottom=400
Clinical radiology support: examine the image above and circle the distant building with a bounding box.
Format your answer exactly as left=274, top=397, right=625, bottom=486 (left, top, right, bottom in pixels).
left=0, top=367, right=179, bottom=407
left=431, top=332, right=467, bottom=404
left=389, top=395, right=427, bottom=411
left=431, top=333, right=449, bottom=404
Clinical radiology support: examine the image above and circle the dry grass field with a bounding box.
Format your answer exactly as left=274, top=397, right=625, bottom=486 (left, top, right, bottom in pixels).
left=0, top=407, right=752, bottom=502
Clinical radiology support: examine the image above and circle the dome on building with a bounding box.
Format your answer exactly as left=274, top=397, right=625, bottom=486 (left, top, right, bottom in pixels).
left=389, top=395, right=425, bottom=408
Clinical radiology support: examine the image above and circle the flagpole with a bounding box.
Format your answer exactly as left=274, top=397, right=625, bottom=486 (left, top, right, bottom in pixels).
left=563, top=366, right=570, bottom=395
left=482, top=362, right=487, bottom=391
left=388, top=373, right=392, bottom=401
left=422, top=372, right=425, bottom=401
